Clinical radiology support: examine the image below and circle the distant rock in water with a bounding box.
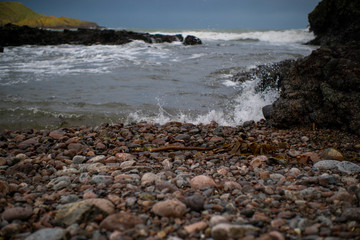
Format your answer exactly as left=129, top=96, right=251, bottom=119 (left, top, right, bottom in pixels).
left=0, top=24, right=199, bottom=47
left=183, top=35, right=202, bottom=45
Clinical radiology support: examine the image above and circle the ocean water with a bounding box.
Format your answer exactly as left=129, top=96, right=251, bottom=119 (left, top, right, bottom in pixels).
left=0, top=28, right=317, bottom=129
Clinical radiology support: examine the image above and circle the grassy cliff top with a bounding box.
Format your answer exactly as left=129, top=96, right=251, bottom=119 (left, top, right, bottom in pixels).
left=0, top=1, right=99, bottom=29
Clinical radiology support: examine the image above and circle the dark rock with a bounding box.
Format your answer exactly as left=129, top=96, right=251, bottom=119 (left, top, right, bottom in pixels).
left=262, top=105, right=273, bottom=120
left=0, top=46, right=3, bottom=53
left=0, top=24, right=191, bottom=47
left=184, top=193, right=205, bottom=212
left=308, top=0, right=360, bottom=45
left=269, top=42, right=360, bottom=136
left=183, top=35, right=202, bottom=45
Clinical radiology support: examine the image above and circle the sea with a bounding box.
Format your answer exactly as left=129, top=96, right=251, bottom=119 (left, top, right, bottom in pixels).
left=0, top=28, right=317, bottom=130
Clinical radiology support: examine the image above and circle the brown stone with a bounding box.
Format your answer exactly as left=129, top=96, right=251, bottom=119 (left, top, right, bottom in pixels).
left=190, top=175, right=217, bottom=189
left=320, top=148, right=344, bottom=161
left=152, top=199, right=187, bottom=217
left=2, top=206, right=33, bottom=221
left=100, top=212, right=143, bottom=231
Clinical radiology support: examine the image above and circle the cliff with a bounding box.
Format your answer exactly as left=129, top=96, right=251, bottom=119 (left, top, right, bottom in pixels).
left=0, top=1, right=99, bottom=29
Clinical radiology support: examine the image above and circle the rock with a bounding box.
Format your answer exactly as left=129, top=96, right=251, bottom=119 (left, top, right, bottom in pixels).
left=209, top=215, right=229, bottom=227
left=308, top=0, right=360, bottom=45
left=1, top=24, right=187, bottom=47
left=84, top=198, right=115, bottom=214
left=250, top=155, right=268, bottom=168
left=262, top=104, right=273, bottom=120
left=268, top=41, right=360, bottom=136
left=88, top=155, right=106, bottom=163
left=72, top=155, right=86, bottom=164
left=313, top=160, right=360, bottom=173
left=0, top=180, right=9, bottom=196
left=183, top=35, right=202, bottom=45
left=183, top=193, right=205, bottom=211
left=24, top=228, right=66, bottom=240
left=141, top=172, right=158, bottom=185
left=55, top=199, right=114, bottom=226
left=211, top=223, right=260, bottom=240
left=152, top=199, right=187, bottom=217
left=320, top=148, right=344, bottom=161
left=337, top=161, right=360, bottom=173
left=184, top=221, right=207, bottom=234
left=100, top=212, right=143, bottom=231
left=337, top=208, right=360, bottom=222
left=120, top=160, right=136, bottom=168
left=2, top=206, right=33, bottom=221
left=49, top=130, right=65, bottom=140
left=55, top=201, right=105, bottom=226
left=190, top=175, right=217, bottom=189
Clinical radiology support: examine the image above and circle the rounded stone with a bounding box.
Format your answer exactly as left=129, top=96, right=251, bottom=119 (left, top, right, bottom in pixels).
left=152, top=199, right=187, bottom=217
left=320, top=148, right=344, bottom=161
left=190, top=175, right=217, bottom=189
left=24, top=228, right=66, bottom=240
left=2, top=207, right=33, bottom=221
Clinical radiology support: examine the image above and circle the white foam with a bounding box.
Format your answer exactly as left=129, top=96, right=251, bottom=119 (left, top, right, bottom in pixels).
left=127, top=76, right=279, bottom=127
left=150, top=28, right=314, bottom=44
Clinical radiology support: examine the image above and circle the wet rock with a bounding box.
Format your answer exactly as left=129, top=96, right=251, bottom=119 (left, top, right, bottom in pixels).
left=183, top=35, right=202, bottom=45
left=100, top=212, right=143, bottom=231
left=24, top=228, right=66, bottom=240
left=320, top=148, right=344, bottom=161
left=2, top=206, right=33, bottom=221
left=152, top=199, right=187, bottom=217
left=190, top=175, right=217, bottom=189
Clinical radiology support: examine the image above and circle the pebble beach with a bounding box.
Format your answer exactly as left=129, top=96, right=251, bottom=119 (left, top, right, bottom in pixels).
left=1, top=120, right=360, bottom=240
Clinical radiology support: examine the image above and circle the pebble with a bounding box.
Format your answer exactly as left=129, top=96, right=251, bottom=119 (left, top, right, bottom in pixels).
left=2, top=206, right=33, bottom=221
left=99, top=212, right=143, bottom=231
left=211, top=223, right=260, bottom=240
left=320, top=148, right=344, bottom=161
left=141, top=172, right=158, bottom=185
left=314, top=160, right=360, bottom=173
left=24, top=228, right=66, bottom=240
left=152, top=199, right=187, bottom=217
left=190, top=175, right=217, bottom=189
left=184, top=193, right=205, bottom=211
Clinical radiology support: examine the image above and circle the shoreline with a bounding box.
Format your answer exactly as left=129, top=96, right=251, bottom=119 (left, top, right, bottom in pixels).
left=1, top=120, right=360, bottom=239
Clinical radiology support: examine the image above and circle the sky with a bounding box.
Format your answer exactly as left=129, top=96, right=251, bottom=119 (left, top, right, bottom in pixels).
left=16, top=0, right=321, bottom=29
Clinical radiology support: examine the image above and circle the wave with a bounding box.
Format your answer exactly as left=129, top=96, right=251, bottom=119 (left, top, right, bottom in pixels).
left=149, top=28, right=314, bottom=44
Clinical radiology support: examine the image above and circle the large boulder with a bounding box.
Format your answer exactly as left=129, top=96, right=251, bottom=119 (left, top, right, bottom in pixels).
left=267, top=42, right=360, bottom=135
left=308, top=0, right=360, bottom=45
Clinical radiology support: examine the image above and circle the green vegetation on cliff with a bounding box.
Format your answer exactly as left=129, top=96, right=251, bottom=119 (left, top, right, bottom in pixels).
left=0, top=1, right=99, bottom=29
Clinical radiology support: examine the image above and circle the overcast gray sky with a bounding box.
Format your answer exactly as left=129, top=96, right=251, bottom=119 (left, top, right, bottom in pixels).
left=16, top=0, right=321, bottom=29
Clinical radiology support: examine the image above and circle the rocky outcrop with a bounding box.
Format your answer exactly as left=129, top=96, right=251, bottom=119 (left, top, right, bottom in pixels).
left=267, top=42, right=360, bottom=135
left=308, top=0, right=360, bottom=45
left=0, top=24, right=199, bottom=46
left=262, top=0, right=360, bottom=136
